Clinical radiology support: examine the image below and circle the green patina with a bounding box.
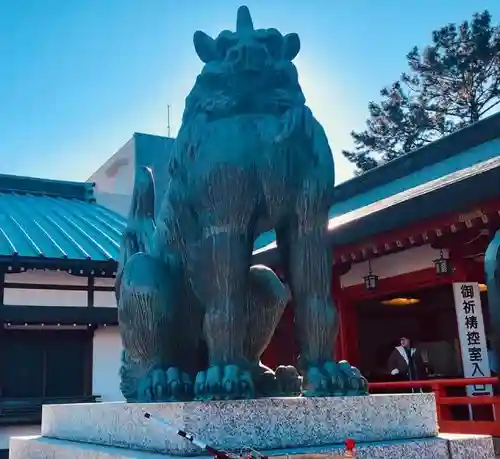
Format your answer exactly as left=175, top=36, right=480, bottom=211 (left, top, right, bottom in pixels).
left=0, top=174, right=125, bottom=265
left=116, top=5, right=368, bottom=403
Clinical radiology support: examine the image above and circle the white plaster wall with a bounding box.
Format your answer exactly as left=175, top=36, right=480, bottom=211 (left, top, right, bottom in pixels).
left=89, top=137, right=135, bottom=217
left=3, top=269, right=88, bottom=307
left=94, top=277, right=115, bottom=288
left=92, top=326, right=124, bottom=401
left=0, top=425, right=40, bottom=450
left=93, top=291, right=116, bottom=307
left=94, top=277, right=117, bottom=308
left=340, top=245, right=448, bottom=288
left=88, top=137, right=135, bottom=195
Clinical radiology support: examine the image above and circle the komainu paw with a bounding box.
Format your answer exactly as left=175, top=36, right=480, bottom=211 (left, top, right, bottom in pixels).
left=137, top=367, right=193, bottom=402
left=338, top=360, right=369, bottom=396
left=303, top=360, right=368, bottom=397
left=194, top=364, right=254, bottom=401
left=303, top=361, right=347, bottom=397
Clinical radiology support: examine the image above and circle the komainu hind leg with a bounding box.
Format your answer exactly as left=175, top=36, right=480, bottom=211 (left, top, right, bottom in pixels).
left=277, top=212, right=367, bottom=397
left=244, top=264, right=302, bottom=396
left=485, top=229, right=500, bottom=384
left=118, top=253, right=193, bottom=402
left=117, top=165, right=196, bottom=401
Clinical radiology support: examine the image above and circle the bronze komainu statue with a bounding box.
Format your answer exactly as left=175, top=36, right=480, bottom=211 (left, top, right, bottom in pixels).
left=116, top=5, right=367, bottom=402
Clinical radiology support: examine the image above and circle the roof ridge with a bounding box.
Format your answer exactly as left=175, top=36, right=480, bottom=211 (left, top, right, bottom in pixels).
left=0, top=173, right=94, bottom=201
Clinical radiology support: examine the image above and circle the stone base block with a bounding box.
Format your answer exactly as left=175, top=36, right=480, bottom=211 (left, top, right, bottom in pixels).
left=9, top=434, right=495, bottom=459
left=40, top=394, right=438, bottom=455
left=441, top=433, right=495, bottom=459
left=492, top=436, right=500, bottom=455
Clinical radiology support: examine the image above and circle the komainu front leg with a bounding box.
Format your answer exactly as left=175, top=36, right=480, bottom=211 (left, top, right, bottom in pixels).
left=278, top=216, right=367, bottom=397
left=191, top=230, right=254, bottom=401
left=118, top=253, right=193, bottom=402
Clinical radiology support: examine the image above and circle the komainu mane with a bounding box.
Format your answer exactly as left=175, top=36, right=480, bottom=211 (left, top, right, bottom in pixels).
left=116, top=5, right=367, bottom=402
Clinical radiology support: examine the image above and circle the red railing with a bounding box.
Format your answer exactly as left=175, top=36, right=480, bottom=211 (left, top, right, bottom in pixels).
left=369, top=377, right=500, bottom=436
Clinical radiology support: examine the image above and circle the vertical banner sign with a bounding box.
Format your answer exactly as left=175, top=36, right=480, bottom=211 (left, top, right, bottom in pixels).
left=452, top=282, right=492, bottom=396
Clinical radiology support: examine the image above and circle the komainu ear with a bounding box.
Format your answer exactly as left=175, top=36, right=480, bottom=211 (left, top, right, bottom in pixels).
left=282, top=33, right=300, bottom=61
left=193, top=30, right=218, bottom=63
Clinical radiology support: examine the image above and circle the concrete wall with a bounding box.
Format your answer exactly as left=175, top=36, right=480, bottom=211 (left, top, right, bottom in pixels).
left=88, top=133, right=175, bottom=218
left=88, top=137, right=136, bottom=217
left=92, top=326, right=124, bottom=402
left=340, top=245, right=448, bottom=288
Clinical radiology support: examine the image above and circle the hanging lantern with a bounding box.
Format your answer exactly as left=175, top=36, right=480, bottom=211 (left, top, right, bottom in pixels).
left=363, top=259, right=379, bottom=291
left=433, top=249, right=452, bottom=275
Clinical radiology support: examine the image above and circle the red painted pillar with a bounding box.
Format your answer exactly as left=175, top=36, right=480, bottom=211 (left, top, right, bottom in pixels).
left=332, top=272, right=359, bottom=365
left=332, top=273, right=346, bottom=360
left=261, top=303, right=297, bottom=368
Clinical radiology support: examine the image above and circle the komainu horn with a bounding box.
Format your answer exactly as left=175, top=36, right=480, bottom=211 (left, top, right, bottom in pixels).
left=115, top=5, right=368, bottom=402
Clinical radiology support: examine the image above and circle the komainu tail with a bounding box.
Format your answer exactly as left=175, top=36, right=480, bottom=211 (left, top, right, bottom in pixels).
left=115, top=166, right=158, bottom=401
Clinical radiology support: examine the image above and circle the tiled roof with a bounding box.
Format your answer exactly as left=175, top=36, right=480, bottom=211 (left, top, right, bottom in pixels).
left=0, top=186, right=126, bottom=263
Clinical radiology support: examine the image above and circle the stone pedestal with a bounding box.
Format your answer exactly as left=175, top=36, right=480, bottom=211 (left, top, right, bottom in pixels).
left=9, top=394, right=495, bottom=458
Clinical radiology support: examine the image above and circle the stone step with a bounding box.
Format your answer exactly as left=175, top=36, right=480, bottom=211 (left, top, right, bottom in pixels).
left=40, top=394, right=438, bottom=455
left=10, top=436, right=168, bottom=459
left=9, top=433, right=495, bottom=459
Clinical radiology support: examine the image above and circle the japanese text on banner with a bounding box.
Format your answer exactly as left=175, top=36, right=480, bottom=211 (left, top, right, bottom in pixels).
left=452, top=282, right=492, bottom=396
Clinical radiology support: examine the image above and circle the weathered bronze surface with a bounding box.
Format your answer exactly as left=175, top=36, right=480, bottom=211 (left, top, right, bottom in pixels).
left=116, top=5, right=367, bottom=402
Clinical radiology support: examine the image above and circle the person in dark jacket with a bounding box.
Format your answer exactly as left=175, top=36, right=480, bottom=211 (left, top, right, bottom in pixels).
left=387, top=337, right=427, bottom=391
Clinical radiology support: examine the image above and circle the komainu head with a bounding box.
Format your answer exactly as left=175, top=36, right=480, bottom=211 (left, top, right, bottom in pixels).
left=183, top=5, right=306, bottom=122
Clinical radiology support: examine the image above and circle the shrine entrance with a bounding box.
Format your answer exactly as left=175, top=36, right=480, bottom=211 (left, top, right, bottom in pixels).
left=0, top=328, right=91, bottom=399
left=354, top=285, right=463, bottom=382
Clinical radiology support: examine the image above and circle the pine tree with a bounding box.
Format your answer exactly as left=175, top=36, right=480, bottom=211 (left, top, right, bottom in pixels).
left=343, top=10, right=500, bottom=174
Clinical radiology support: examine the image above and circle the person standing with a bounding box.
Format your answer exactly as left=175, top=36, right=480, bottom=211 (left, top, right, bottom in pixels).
left=388, top=337, right=426, bottom=391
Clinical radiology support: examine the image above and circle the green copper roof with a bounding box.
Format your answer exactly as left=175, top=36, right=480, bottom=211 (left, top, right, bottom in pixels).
left=0, top=176, right=126, bottom=263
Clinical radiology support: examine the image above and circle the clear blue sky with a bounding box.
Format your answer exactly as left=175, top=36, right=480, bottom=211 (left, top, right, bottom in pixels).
left=1, top=0, right=498, bottom=184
